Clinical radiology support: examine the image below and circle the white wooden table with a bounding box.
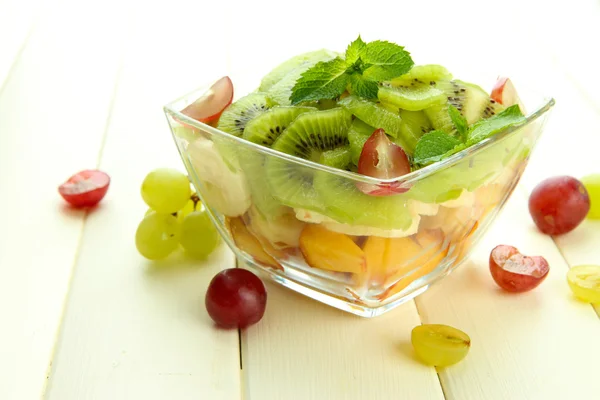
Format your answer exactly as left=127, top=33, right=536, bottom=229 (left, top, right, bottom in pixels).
left=1, top=0, right=599, bottom=399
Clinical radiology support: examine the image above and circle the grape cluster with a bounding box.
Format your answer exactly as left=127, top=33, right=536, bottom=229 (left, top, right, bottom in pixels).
left=135, top=168, right=220, bottom=261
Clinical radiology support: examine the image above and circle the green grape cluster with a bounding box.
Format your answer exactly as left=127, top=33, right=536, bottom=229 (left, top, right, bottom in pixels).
left=135, top=168, right=220, bottom=261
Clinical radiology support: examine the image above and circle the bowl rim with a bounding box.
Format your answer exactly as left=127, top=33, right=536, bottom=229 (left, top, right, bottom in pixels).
left=163, top=81, right=555, bottom=186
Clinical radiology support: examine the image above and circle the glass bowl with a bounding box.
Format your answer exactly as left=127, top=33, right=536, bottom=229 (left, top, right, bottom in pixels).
left=163, top=80, right=555, bottom=318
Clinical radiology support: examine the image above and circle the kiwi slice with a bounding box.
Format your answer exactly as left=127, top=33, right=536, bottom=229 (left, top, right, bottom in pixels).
left=314, top=131, right=415, bottom=231
left=320, top=146, right=352, bottom=169
left=338, top=93, right=406, bottom=134
left=378, top=84, right=448, bottom=111
left=217, top=92, right=274, bottom=136
left=399, top=110, right=433, bottom=147
left=348, top=119, right=375, bottom=165
left=266, top=108, right=352, bottom=213
left=243, top=106, right=316, bottom=146
left=424, top=80, right=505, bottom=134
left=259, top=49, right=338, bottom=92
left=313, top=169, right=414, bottom=230
left=389, top=64, right=453, bottom=86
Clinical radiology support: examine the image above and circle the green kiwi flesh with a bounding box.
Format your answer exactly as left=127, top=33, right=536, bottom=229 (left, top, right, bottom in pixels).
left=389, top=64, right=453, bottom=86
left=378, top=84, right=448, bottom=111
left=348, top=119, right=375, bottom=166
left=217, top=92, right=273, bottom=136
left=243, top=106, right=316, bottom=146
left=424, top=80, right=505, bottom=134
left=266, top=108, right=352, bottom=213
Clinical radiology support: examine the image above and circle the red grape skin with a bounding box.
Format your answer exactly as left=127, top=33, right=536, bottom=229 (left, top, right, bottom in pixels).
left=489, top=245, right=550, bottom=292
left=205, top=268, right=267, bottom=329
left=528, top=176, right=590, bottom=235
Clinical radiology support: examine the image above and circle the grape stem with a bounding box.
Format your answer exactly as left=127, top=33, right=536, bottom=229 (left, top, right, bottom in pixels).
left=191, top=193, right=200, bottom=210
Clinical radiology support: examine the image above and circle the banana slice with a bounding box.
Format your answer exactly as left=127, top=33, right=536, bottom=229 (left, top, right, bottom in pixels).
left=294, top=208, right=421, bottom=238
left=247, top=206, right=304, bottom=249
left=409, top=200, right=439, bottom=216
left=187, top=138, right=251, bottom=217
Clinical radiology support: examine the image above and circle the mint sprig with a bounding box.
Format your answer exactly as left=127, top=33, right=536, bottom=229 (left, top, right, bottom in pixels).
left=413, top=104, right=526, bottom=166
left=413, top=131, right=463, bottom=165
left=290, top=36, right=414, bottom=105
left=466, top=105, right=526, bottom=145
left=289, top=58, right=350, bottom=105
left=448, top=104, right=468, bottom=142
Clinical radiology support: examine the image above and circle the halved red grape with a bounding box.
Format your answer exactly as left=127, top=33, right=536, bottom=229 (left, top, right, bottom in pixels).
left=528, top=176, right=590, bottom=235
left=356, top=128, right=411, bottom=196
left=205, top=268, right=267, bottom=329
left=58, top=169, right=110, bottom=208
left=180, top=76, right=234, bottom=123
left=489, top=245, right=549, bottom=292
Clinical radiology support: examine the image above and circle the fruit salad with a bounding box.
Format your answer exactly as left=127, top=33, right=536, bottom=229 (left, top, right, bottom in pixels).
left=165, top=37, right=553, bottom=315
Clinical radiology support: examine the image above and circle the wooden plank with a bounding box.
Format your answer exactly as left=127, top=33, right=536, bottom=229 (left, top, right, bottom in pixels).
left=415, top=189, right=600, bottom=400
left=43, top=2, right=241, bottom=399
left=242, top=282, right=445, bottom=400
left=0, top=1, right=128, bottom=399
left=502, top=11, right=600, bottom=316
left=0, top=0, right=42, bottom=90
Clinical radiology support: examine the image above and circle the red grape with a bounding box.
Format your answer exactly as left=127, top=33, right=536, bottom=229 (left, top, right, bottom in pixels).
left=356, top=128, right=411, bottom=196
left=489, top=245, right=549, bottom=292
left=205, top=268, right=267, bottom=329
left=58, top=169, right=110, bottom=208
left=180, top=76, right=233, bottom=123
left=528, top=176, right=590, bottom=235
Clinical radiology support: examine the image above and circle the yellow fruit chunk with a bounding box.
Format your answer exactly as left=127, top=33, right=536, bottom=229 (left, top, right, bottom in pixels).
left=363, top=236, right=422, bottom=285
left=455, top=221, right=480, bottom=262
left=227, top=217, right=283, bottom=271
left=474, top=183, right=504, bottom=219
left=299, top=224, right=366, bottom=274
left=567, top=265, right=600, bottom=304
left=377, top=229, right=448, bottom=300
left=411, top=324, right=471, bottom=367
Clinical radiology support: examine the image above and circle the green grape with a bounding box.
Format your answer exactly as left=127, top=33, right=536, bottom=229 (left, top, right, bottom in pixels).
left=141, top=168, right=190, bottom=214
left=179, top=208, right=220, bottom=259
left=411, top=324, right=471, bottom=367
left=135, top=212, right=181, bottom=260
left=581, top=174, right=600, bottom=219
left=567, top=265, right=600, bottom=304
left=177, top=194, right=198, bottom=222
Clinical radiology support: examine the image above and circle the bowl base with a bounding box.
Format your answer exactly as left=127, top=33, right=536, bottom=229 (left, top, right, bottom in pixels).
left=237, top=255, right=460, bottom=318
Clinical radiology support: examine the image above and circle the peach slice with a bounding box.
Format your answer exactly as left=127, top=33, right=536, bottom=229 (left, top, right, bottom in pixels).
left=378, top=229, right=448, bottom=300
left=363, top=236, right=423, bottom=285
left=227, top=217, right=283, bottom=271
left=299, top=224, right=366, bottom=274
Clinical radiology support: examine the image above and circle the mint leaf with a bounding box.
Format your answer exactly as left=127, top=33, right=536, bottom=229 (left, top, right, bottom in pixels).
left=349, top=74, right=378, bottom=99
left=466, top=105, right=526, bottom=145
left=448, top=104, right=468, bottom=142
left=345, top=36, right=366, bottom=66
left=360, top=41, right=414, bottom=82
left=413, top=131, right=462, bottom=165
left=290, top=58, right=350, bottom=105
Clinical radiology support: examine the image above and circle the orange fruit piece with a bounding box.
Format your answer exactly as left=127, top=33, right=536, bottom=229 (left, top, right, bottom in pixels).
left=299, top=224, right=366, bottom=274
left=363, top=236, right=422, bottom=285
left=375, top=229, right=448, bottom=300
left=227, top=217, right=283, bottom=270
